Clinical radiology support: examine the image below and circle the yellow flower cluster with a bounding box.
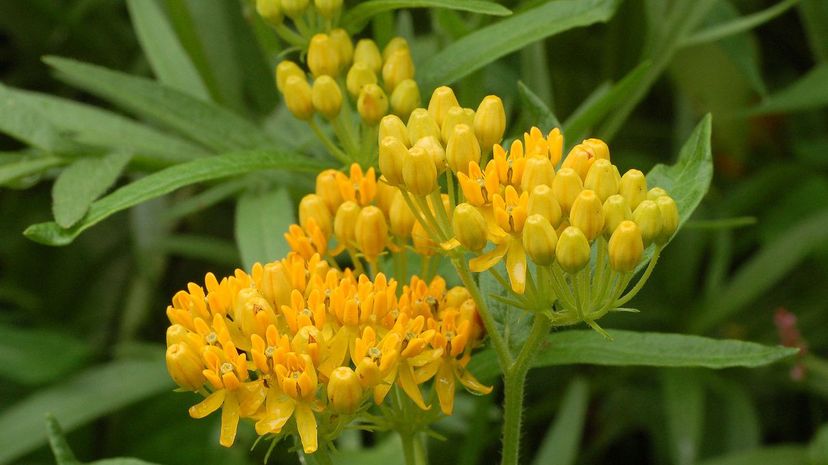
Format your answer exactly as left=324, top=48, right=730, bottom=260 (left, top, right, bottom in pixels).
left=164, top=251, right=490, bottom=453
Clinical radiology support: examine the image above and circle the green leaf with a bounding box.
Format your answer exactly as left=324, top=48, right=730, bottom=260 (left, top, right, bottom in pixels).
left=342, top=0, right=511, bottom=33
left=24, top=150, right=328, bottom=246
left=747, top=64, right=828, bottom=115
left=126, top=0, right=209, bottom=99
left=681, top=0, right=800, bottom=48
left=531, top=377, right=589, bottom=465
left=334, top=436, right=405, bottom=465
left=692, top=207, right=828, bottom=332
left=517, top=81, right=561, bottom=132
left=696, top=446, right=808, bottom=465
left=564, top=61, right=652, bottom=144
left=47, top=415, right=163, bottom=465
left=810, top=425, right=828, bottom=465
left=662, top=370, right=704, bottom=465
left=799, top=0, right=828, bottom=62
left=0, top=325, right=90, bottom=386
left=418, top=0, right=618, bottom=90
left=0, top=83, right=83, bottom=153
left=469, top=330, right=798, bottom=381
left=709, top=379, right=760, bottom=452
left=52, top=152, right=132, bottom=228
left=479, top=264, right=531, bottom=355
left=44, top=56, right=273, bottom=152
left=235, top=188, right=294, bottom=270
left=0, top=358, right=172, bottom=465
left=0, top=155, right=65, bottom=187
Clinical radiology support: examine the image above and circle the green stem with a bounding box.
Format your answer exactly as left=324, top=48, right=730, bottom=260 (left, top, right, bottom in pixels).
left=274, top=24, right=306, bottom=47
left=501, top=314, right=551, bottom=465
left=309, top=119, right=349, bottom=164
left=446, top=169, right=457, bottom=207
left=613, top=246, right=662, bottom=307
left=399, top=432, right=427, bottom=465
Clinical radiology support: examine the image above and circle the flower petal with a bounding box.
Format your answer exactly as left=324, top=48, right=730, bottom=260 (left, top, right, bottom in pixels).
left=505, top=238, right=527, bottom=294
left=456, top=366, right=493, bottom=395
left=219, top=391, right=240, bottom=447
left=255, top=391, right=295, bottom=435
left=295, top=403, right=319, bottom=453
left=189, top=389, right=226, bottom=419
left=398, top=362, right=429, bottom=410
left=435, top=362, right=456, bottom=415
left=469, top=242, right=509, bottom=273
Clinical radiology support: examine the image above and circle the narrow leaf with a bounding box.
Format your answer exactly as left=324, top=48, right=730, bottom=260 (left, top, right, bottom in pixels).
left=418, top=0, right=618, bottom=90
left=45, top=416, right=80, bottom=465
left=52, top=152, right=132, bottom=228
left=342, top=0, right=511, bottom=32
left=696, top=446, right=808, bottom=465
left=469, top=330, right=798, bottom=381
left=662, top=370, right=704, bottom=465
left=532, top=378, right=589, bottom=465
left=799, top=0, right=828, bottom=62
left=681, top=0, right=800, bottom=48
left=748, top=64, right=828, bottom=115
left=0, top=358, right=172, bottom=465
left=24, top=150, right=328, bottom=246
left=44, top=56, right=273, bottom=152
left=517, top=81, right=561, bottom=132
left=126, top=0, right=209, bottom=99
left=0, top=83, right=83, bottom=153
left=0, top=155, right=65, bottom=186
left=479, top=264, right=531, bottom=355
left=235, top=189, right=294, bottom=270
left=0, top=325, right=90, bottom=386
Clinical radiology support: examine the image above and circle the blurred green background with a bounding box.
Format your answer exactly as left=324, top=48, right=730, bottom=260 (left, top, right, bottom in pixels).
left=1, top=0, right=827, bottom=464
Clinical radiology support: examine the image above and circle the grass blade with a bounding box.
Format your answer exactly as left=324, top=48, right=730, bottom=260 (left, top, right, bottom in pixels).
left=681, top=0, right=800, bottom=48
left=531, top=378, right=589, bottom=465
left=342, top=0, right=511, bottom=32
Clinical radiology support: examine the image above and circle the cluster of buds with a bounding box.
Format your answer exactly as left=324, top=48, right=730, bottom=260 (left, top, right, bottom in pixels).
left=256, top=0, right=346, bottom=31
left=165, top=251, right=490, bottom=453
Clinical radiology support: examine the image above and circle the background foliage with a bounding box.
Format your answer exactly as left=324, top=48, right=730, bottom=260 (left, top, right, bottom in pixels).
left=1, top=0, right=827, bottom=464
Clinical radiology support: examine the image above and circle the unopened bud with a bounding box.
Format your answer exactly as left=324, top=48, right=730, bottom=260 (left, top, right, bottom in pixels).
left=334, top=201, right=361, bottom=246
left=647, top=187, right=668, bottom=201
left=382, top=48, right=415, bottom=93
left=632, top=200, right=662, bottom=246
left=608, top=220, right=643, bottom=272
left=656, top=196, right=678, bottom=244
left=329, top=28, right=354, bottom=69
left=619, top=169, right=647, bottom=210
left=308, top=33, right=340, bottom=78
left=441, top=106, right=475, bottom=144
left=282, top=0, right=309, bottom=18
left=166, top=343, right=205, bottom=391
left=276, top=61, right=304, bottom=93
left=311, top=76, right=342, bottom=119
left=562, top=144, right=596, bottom=180
left=446, top=124, right=481, bottom=174
left=327, top=366, right=363, bottom=414
left=314, top=0, right=342, bottom=19
left=403, top=146, right=437, bottom=195
left=523, top=214, right=557, bottom=266
left=412, top=220, right=436, bottom=255
left=548, top=128, right=564, bottom=165
left=528, top=184, right=562, bottom=227
left=379, top=136, right=407, bottom=185
left=390, top=79, right=420, bottom=120
left=414, top=136, right=446, bottom=173
left=357, top=83, right=388, bottom=125
left=452, top=203, right=488, bottom=252
left=570, top=190, right=604, bottom=241
left=474, top=95, right=506, bottom=152
left=378, top=114, right=410, bottom=146
left=602, top=194, right=631, bottom=237
left=261, top=261, right=291, bottom=307
left=256, top=0, right=283, bottom=26
left=428, top=86, right=460, bottom=127
left=551, top=167, right=583, bottom=214
left=520, top=156, right=555, bottom=192
left=166, top=324, right=191, bottom=347
left=283, top=75, right=314, bottom=120
left=584, top=159, right=619, bottom=202
left=346, top=63, right=377, bottom=98
left=355, top=206, right=388, bottom=262
left=556, top=226, right=591, bottom=274
left=582, top=138, right=610, bottom=161
left=407, top=108, right=440, bottom=144
left=390, top=191, right=416, bottom=238
left=354, top=39, right=382, bottom=72
left=316, top=169, right=343, bottom=214
left=382, top=37, right=409, bottom=61
left=299, top=193, right=333, bottom=237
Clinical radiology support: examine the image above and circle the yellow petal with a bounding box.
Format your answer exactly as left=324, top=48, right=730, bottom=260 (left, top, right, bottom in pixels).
left=189, top=389, right=226, bottom=419
left=469, top=242, right=508, bottom=273
left=435, top=362, right=456, bottom=415
left=319, top=326, right=350, bottom=377
left=219, top=391, right=240, bottom=447
left=505, top=238, right=527, bottom=294
left=255, top=393, right=295, bottom=435
left=295, top=402, right=319, bottom=453
left=237, top=380, right=267, bottom=416
left=456, top=366, right=493, bottom=395
left=398, top=362, right=429, bottom=410
left=414, top=358, right=442, bottom=384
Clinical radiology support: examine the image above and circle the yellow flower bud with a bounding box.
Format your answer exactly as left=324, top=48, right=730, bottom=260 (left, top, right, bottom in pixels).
left=555, top=218, right=570, bottom=238
left=556, top=226, right=591, bottom=274
left=316, top=169, right=343, bottom=214
left=308, top=33, right=340, bottom=78
left=582, top=138, right=610, bottom=161
left=403, top=146, right=438, bottom=195
left=446, top=123, right=481, bottom=174
left=523, top=214, right=557, bottom=266
left=355, top=206, right=388, bottom=261
left=441, top=106, right=475, bottom=144
left=299, top=193, right=333, bottom=237
left=357, top=83, right=388, bottom=125
left=412, top=220, right=436, bottom=255
left=632, top=200, right=662, bottom=246
left=562, top=144, right=596, bottom=181
left=283, top=75, right=314, bottom=120
left=382, top=37, right=409, bottom=60
left=414, top=136, right=446, bottom=174
left=275, top=60, right=304, bottom=93
left=375, top=180, right=395, bottom=216
left=656, top=195, right=679, bottom=244
left=378, top=114, right=410, bottom=146
left=390, top=190, right=416, bottom=238
left=570, top=190, right=605, bottom=241
left=354, top=39, right=382, bottom=73
left=311, top=76, right=342, bottom=119
left=256, top=0, right=283, bottom=26
left=166, top=342, right=205, bottom=391
left=407, top=108, right=441, bottom=144
left=334, top=200, right=361, bottom=246
left=551, top=167, right=583, bottom=214
left=382, top=48, right=415, bottom=93
left=327, top=366, right=363, bottom=414
left=548, top=128, right=564, bottom=165
left=329, top=28, right=354, bottom=69
left=314, top=0, right=342, bottom=19
left=647, top=187, right=668, bottom=201
left=528, top=184, right=562, bottom=227
left=452, top=203, right=488, bottom=252
left=602, top=194, right=631, bottom=238
left=260, top=261, right=291, bottom=306
left=345, top=62, right=377, bottom=98
left=379, top=136, right=407, bottom=186
left=166, top=324, right=191, bottom=347
left=474, top=95, right=506, bottom=152
left=619, top=169, right=647, bottom=210
left=520, top=156, right=555, bottom=192
left=282, top=0, right=309, bottom=18
left=390, top=78, right=420, bottom=120
left=608, top=220, right=644, bottom=272
left=584, top=159, right=619, bottom=202
left=428, top=86, right=460, bottom=127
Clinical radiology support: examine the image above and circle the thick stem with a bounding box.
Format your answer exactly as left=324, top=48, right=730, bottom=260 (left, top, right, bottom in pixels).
left=399, top=432, right=427, bottom=465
